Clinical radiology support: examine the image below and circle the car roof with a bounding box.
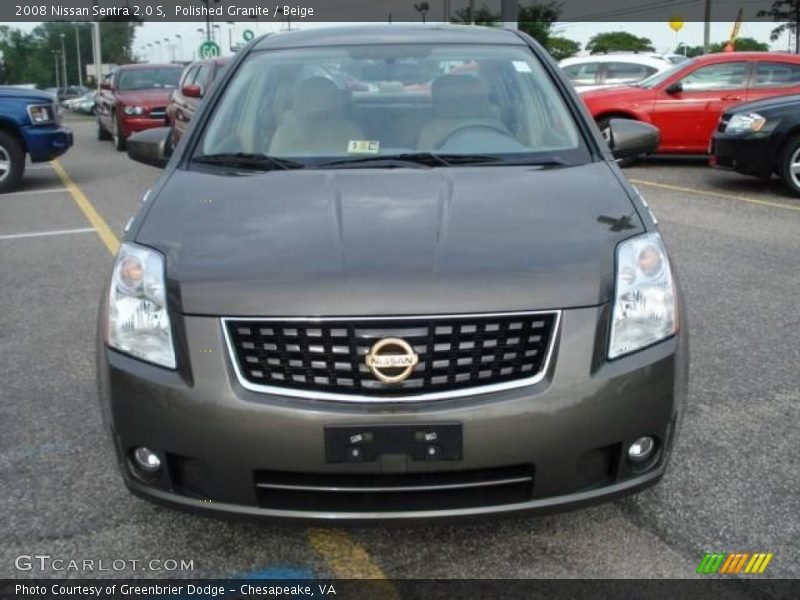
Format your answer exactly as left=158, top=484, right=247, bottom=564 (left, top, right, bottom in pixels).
left=254, top=24, right=525, bottom=50
left=118, top=63, right=183, bottom=70
left=691, top=51, right=800, bottom=64
left=560, top=54, right=672, bottom=68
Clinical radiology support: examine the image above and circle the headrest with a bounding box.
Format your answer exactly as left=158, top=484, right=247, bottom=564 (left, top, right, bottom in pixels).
left=431, top=74, right=492, bottom=118
left=292, top=76, right=346, bottom=117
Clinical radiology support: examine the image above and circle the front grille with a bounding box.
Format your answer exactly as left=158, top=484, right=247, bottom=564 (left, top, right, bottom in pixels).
left=149, top=106, right=167, bottom=119
left=254, top=465, right=535, bottom=512
left=224, top=312, right=559, bottom=400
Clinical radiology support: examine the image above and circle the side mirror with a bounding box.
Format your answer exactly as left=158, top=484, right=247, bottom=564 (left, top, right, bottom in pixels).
left=182, top=84, right=203, bottom=98
left=607, top=119, right=659, bottom=161
left=99, top=81, right=112, bottom=91
left=665, top=82, right=683, bottom=95
left=127, top=127, right=173, bottom=169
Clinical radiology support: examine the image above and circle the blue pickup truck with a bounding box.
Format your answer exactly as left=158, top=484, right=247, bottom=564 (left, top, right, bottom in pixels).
left=0, top=87, right=73, bottom=193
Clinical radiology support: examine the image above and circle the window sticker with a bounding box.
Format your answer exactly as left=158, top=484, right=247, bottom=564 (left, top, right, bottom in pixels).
left=347, top=140, right=380, bottom=154
left=513, top=61, right=532, bottom=73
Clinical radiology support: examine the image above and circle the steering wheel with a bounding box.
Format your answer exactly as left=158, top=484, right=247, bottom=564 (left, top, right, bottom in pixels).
left=436, top=123, right=513, bottom=149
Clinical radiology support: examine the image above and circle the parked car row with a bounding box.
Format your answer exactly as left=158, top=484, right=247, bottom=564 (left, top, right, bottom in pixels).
left=560, top=51, right=800, bottom=196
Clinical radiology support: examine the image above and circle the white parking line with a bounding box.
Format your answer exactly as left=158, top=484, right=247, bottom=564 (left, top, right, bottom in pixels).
left=1, top=187, right=70, bottom=197
left=0, top=227, right=95, bottom=241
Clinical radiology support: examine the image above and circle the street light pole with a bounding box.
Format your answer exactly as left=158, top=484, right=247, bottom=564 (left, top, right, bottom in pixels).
left=52, top=51, right=60, bottom=88
left=91, top=21, right=102, bottom=89
left=175, top=34, right=183, bottom=62
left=164, top=38, right=173, bottom=62
left=60, top=33, right=68, bottom=87
left=75, top=26, right=83, bottom=88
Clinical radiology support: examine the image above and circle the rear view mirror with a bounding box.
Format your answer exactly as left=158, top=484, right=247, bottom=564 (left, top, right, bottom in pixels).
left=607, top=119, right=659, bottom=161
left=127, top=127, right=173, bottom=169
left=665, top=82, right=683, bottom=95
left=182, top=84, right=203, bottom=98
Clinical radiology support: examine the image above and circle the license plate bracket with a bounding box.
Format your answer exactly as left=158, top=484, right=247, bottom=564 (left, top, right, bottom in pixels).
left=324, top=423, right=462, bottom=463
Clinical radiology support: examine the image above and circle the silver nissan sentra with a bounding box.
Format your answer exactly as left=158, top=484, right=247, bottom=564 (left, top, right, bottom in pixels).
left=98, top=25, right=688, bottom=521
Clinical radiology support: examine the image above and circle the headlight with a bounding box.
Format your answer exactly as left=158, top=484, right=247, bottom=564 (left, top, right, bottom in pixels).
left=106, top=242, right=176, bottom=368
left=123, top=105, right=145, bottom=116
left=725, top=112, right=767, bottom=133
left=609, top=232, right=677, bottom=359
left=27, top=103, right=56, bottom=125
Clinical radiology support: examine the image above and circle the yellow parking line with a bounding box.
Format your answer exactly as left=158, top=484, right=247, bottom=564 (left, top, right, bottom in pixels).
left=309, top=528, right=396, bottom=594
left=629, top=178, right=800, bottom=213
left=51, top=159, right=120, bottom=255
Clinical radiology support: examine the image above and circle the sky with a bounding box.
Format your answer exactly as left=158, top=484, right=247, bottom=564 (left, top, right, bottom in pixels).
left=3, top=20, right=790, bottom=63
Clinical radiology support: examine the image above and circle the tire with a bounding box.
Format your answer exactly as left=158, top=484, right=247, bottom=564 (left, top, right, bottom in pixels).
left=112, top=113, right=126, bottom=151
left=0, top=130, right=26, bottom=194
left=778, top=135, right=800, bottom=197
left=597, top=116, right=639, bottom=168
left=97, top=116, right=111, bottom=140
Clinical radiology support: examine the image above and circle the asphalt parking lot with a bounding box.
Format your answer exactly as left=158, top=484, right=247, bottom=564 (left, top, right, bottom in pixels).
left=1, top=114, right=798, bottom=583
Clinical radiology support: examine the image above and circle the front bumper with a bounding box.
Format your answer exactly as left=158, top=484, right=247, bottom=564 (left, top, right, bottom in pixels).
left=23, top=125, right=73, bottom=162
left=710, top=131, right=775, bottom=178
left=120, top=116, right=167, bottom=138
left=97, top=305, right=688, bottom=522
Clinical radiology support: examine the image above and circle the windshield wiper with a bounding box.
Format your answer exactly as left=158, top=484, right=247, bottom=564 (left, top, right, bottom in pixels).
left=316, top=153, right=454, bottom=169
left=192, top=153, right=305, bottom=171
left=316, top=153, right=569, bottom=169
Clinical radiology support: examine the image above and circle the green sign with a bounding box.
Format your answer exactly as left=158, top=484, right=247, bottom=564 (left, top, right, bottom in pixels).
left=243, top=29, right=255, bottom=42
left=198, top=41, right=220, bottom=59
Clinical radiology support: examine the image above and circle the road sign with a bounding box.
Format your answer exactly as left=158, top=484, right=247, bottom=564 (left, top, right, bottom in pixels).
left=198, top=41, right=220, bottom=59
left=243, top=29, right=255, bottom=42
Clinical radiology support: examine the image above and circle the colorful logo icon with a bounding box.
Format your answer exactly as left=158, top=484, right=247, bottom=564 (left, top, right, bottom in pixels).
left=697, top=553, right=773, bottom=575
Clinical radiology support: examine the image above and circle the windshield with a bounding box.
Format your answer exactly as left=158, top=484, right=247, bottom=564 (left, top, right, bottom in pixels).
left=638, top=60, right=691, bottom=89
left=198, top=44, right=587, bottom=166
left=117, top=68, right=182, bottom=91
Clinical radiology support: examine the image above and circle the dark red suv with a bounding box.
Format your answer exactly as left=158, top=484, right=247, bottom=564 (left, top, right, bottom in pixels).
left=96, top=63, right=183, bottom=151
left=166, top=58, right=229, bottom=144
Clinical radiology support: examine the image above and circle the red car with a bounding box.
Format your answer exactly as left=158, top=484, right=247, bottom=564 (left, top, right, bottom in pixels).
left=580, top=52, right=800, bottom=154
left=165, top=58, right=229, bottom=145
left=96, top=63, right=183, bottom=151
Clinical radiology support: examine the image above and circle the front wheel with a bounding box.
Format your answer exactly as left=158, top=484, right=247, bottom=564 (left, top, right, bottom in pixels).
left=597, top=116, right=639, bottom=168
left=778, top=135, right=800, bottom=197
left=112, top=114, right=126, bottom=151
left=0, top=131, right=26, bottom=194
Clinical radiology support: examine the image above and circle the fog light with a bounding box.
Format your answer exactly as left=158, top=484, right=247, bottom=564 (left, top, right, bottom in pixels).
left=627, top=436, right=655, bottom=462
left=133, top=447, right=162, bottom=473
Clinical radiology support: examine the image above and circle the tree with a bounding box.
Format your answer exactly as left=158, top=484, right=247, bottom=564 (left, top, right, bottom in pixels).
left=586, top=31, right=655, bottom=54
left=450, top=2, right=578, bottom=61
left=547, top=37, right=581, bottom=60
left=757, top=0, right=800, bottom=53
left=677, top=37, right=770, bottom=58
left=0, top=21, right=140, bottom=88
left=450, top=3, right=500, bottom=25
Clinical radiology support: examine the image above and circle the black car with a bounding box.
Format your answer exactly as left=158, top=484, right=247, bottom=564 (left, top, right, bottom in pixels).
left=101, top=25, right=687, bottom=522
left=711, top=93, right=800, bottom=196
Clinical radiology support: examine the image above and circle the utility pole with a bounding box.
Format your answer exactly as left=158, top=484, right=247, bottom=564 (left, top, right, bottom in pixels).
left=75, top=26, right=83, bottom=88
left=703, top=0, right=711, bottom=52
left=469, top=0, right=475, bottom=24
left=501, top=0, right=517, bottom=29
left=443, top=0, right=450, bottom=22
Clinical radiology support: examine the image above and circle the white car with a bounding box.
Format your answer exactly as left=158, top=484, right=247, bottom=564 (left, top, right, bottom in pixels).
left=559, top=54, right=674, bottom=93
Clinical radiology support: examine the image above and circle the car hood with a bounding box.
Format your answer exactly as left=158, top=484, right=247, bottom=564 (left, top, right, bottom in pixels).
left=136, top=163, right=644, bottom=316
left=115, top=88, right=174, bottom=106
left=723, top=93, right=800, bottom=115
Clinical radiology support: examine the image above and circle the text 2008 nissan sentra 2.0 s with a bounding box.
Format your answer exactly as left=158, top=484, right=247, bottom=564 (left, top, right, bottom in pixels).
left=98, top=25, right=688, bottom=521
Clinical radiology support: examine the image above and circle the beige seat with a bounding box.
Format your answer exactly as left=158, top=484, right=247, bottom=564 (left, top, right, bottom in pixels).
left=270, top=77, right=364, bottom=155
left=417, top=74, right=510, bottom=150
